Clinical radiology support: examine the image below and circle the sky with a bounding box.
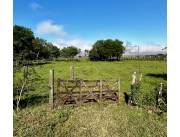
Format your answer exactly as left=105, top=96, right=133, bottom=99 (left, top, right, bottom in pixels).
left=14, top=0, right=167, bottom=53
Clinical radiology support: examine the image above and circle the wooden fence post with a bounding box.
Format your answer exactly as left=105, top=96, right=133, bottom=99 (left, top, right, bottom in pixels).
left=70, top=64, right=74, bottom=80
left=118, top=79, right=121, bottom=102
left=99, top=80, right=103, bottom=102
left=159, top=82, right=163, bottom=96
left=57, top=80, right=61, bottom=96
left=79, top=80, right=82, bottom=104
left=49, top=69, right=54, bottom=109
left=131, top=72, right=137, bottom=85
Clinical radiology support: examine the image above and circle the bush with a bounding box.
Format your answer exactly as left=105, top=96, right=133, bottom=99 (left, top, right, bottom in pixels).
left=130, top=83, right=141, bottom=105
left=89, top=39, right=125, bottom=61
left=156, top=85, right=167, bottom=112
left=140, top=84, right=167, bottom=112
left=141, top=92, right=157, bottom=107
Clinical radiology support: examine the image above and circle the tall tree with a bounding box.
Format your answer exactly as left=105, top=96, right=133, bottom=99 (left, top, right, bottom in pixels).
left=13, top=25, right=61, bottom=62
left=60, top=46, right=80, bottom=58
left=89, top=39, right=125, bottom=61
left=46, top=42, right=60, bottom=59
left=13, top=25, right=36, bottom=61
left=32, top=37, right=46, bottom=59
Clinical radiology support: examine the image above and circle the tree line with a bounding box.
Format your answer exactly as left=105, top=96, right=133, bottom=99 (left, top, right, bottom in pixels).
left=13, top=25, right=125, bottom=63
left=13, top=25, right=80, bottom=63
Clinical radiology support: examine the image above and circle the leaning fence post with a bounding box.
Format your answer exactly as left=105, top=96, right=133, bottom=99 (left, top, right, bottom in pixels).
left=49, top=69, right=54, bottom=109
left=79, top=80, right=82, bottom=104
left=99, top=80, right=103, bottom=102
left=57, top=79, right=61, bottom=96
left=118, top=79, right=121, bottom=102
left=70, top=64, right=74, bottom=80
left=131, top=71, right=137, bottom=85
left=159, top=82, right=163, bottom=96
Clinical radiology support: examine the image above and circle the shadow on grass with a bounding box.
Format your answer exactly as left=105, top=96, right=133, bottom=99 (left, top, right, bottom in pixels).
left=28, top=61, right=52, bottom=66
left=124, top=92, right=130, bottom=104
left=13, top=94, right=49, bottom=109
left=146, top=73, right=167, bottom=80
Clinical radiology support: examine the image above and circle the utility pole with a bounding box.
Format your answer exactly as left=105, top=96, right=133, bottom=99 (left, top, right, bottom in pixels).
left=125, top=44, right=141, bottom=74
left=137, top=45, right=140, bottom=74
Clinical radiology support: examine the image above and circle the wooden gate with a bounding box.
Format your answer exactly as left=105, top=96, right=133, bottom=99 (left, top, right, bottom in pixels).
left=53, top=79, right=120, bottom=107
left=48, top=69, right=120, bottom=109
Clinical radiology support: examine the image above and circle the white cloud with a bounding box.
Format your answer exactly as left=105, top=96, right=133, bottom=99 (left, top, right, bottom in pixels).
left=140, top=45, right=165, bottom=53
left=36, top=20, right=66, bottom=36
left=124, top=44, right=167, bottom=56
left=35, top=20, right=166, bottom=54
left=29, top=2, right=41, bottom=11
left=35, top=20, right=92, bottom=50
left=53, top=38, right=92, bottom=50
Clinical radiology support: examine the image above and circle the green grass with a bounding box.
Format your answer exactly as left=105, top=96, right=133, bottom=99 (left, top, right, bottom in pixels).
left=14, top=60, right=167, bottom=137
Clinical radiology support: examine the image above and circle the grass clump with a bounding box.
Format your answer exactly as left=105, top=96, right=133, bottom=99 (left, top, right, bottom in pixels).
left=14, top=103, right=166, bottom=137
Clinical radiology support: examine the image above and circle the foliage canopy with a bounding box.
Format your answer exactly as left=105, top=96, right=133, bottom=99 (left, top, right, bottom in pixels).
left=89, top=39, right=125, bottom=61
left=60, top=46, right=80, bottom=58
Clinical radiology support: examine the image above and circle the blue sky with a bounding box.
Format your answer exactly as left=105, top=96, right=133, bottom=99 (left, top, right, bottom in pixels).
left=14, top=0, right=167, bottom=51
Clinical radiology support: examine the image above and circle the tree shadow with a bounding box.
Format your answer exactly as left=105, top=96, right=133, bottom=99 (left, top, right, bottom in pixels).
left=28, top=61, right=52, bottom=66
left=13, top=94, right=49, bottom=109
left=146, top=73, right=167, bottom=80
left=124, top=92, right=130, bottom=104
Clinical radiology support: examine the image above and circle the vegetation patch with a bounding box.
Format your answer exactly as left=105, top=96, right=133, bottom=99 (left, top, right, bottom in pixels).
left=14, top=60, right=167, bottom=136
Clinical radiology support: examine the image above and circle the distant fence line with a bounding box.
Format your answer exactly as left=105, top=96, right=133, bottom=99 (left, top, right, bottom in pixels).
left=13, top=55, right=166, bottom=67
left=121, top=55, right=166, bottom=61
left=13, top=58, right=81, bottom=66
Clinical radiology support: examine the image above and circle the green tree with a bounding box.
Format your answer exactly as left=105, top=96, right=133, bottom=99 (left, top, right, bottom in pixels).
left=89, top=39, right=125, bottom=61
left=84, top=49, right=89, bottom=56
left=14, top=25, right=61, bottom=62
left=46, top=42, right=60, bottom=59
left=60, top=46, right=80, bottom=58
left=13, top=25, right=36, bottom=61
left=32, top=37, right=46, bottom=59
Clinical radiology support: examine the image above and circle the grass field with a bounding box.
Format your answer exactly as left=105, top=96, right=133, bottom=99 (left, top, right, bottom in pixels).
left=14, top=60, right=167, bottom=137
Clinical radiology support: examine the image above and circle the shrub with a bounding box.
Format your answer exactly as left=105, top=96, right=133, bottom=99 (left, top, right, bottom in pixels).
left=156, top=84, right=167, bottom=112
left=130, top=83, right=141, bottom=105
left=140, top=83, right=167, bottom=112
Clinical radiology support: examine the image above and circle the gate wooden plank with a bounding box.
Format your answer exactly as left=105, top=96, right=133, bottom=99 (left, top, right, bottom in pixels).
left=55, top=78, right=120, bottom=107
